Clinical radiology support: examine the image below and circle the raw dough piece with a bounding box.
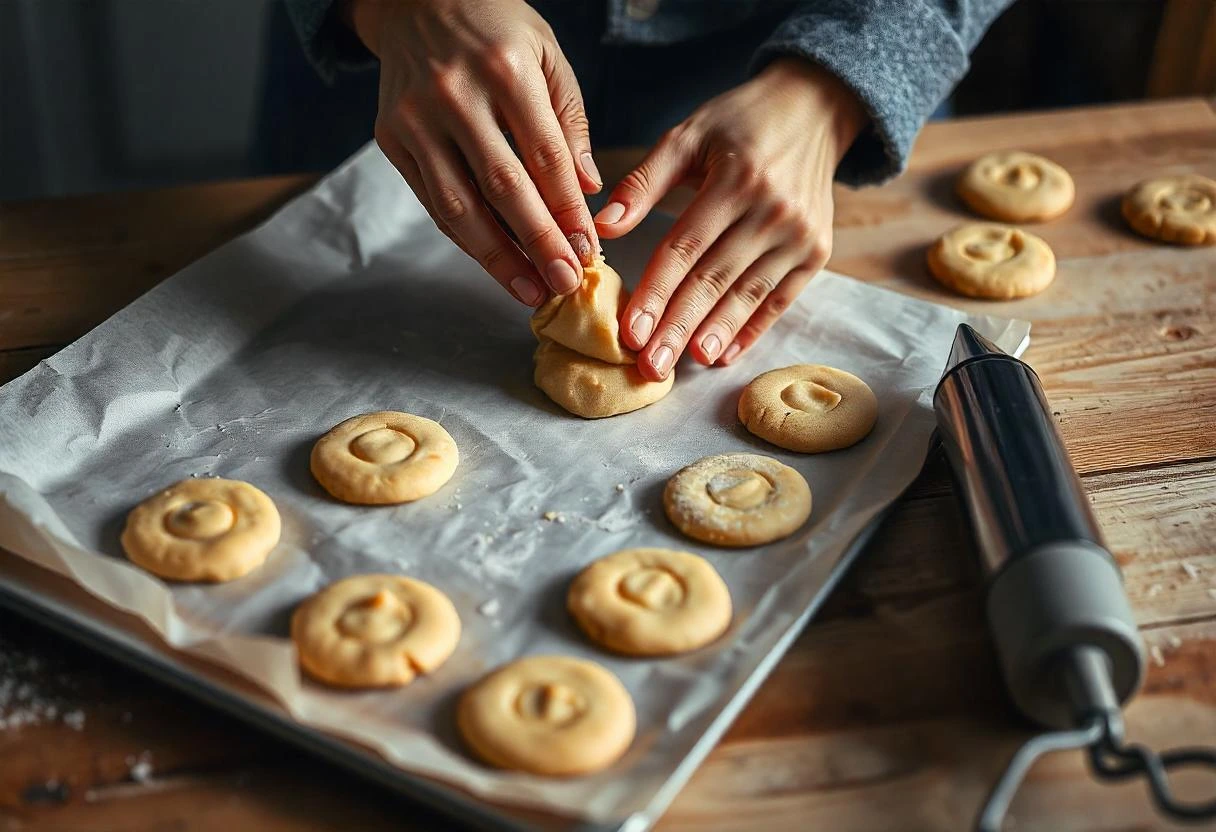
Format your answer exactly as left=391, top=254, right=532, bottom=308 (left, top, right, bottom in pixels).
left=311, top=411, right=458, bottom=505
left=927, top=222, right=1056, bottom=299
left=292, top=574, right=461, bottom=688
left=121, top=478, right=281, bottom=582
left=533, top=340, right=673, bottom=419
left=663, top=453, right=812, bottom=547
left=457, top=655, right=635, bottom=775
left=531, top=258, right=634, bottom=365
left=739, top=364, right=878, bottom=453
left=957, top=151, right=1075, bottom=222
left=1122, top=175, right=1216, bottom=246
left=531, top=256, right=674, bottom=417
left=568, top=548, right=732, bottom=656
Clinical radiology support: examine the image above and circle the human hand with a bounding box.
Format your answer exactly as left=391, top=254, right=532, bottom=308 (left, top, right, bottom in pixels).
left=344, top=0, right=601, bottom=307
left=595, top=58, right=866, bottom=380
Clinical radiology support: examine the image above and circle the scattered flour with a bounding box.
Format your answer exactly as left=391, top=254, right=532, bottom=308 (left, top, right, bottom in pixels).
left=0, top=632, right=88, bottom=733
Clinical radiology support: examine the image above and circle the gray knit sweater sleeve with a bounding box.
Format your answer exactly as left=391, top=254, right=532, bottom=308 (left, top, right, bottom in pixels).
left=753, top=0, right=1013, bottom=186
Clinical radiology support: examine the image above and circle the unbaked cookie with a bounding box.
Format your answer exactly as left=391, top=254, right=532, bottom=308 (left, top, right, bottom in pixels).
left=739, top=365, right=878, bottom=453
left=927, top=222, right=1056, bottom=299
left=311, top=411, right=458, bottom=505
left=533, top=340, right=673, bottom=419
left=663, top=453, right=812, bottom=547
left=1122, top=174, right=1216, bottom=246
left=292, top=574, right=461, bottom=688
left=957, top=150, right=1075, bottom=223
left=121, top=478, right=280, bottom=582
left=568, top=548, right=731, bottom=656
left=457, top=655, right=635, bottom=776
left=531, top=257, right=634, bottom=365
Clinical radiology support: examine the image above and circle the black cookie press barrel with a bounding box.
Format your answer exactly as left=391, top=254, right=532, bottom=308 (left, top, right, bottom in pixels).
left=932, top=324, right=1145, bottom=731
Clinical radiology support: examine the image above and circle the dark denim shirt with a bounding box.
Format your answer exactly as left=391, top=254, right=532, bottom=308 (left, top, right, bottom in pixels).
left=285, top=0, right=1013, bottom=185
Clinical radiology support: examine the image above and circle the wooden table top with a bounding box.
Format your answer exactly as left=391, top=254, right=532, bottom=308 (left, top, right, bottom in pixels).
left=1, top=98, right=1214, bottom=832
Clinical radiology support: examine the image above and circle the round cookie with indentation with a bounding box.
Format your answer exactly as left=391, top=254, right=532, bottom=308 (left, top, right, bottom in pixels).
left=534, top=340, right=673, bottom=419
left=957, top=150, right=1075, bottom=223
left=457, top=655, right=635, bottom=776
left=738, top=365, right=877, bottom=453
left=1122, top=174, right=1216, bottom=246
left=568, top=548, right=731, bottom=656
left=927, top=222, right=1056, bottom=300
left=311, top=411, right=458, bottom=505
left=292, top=574, right=461, bottom=688
left=121, top=478, right=281, bottom=582
left=663, top=453, right=812, bottom=547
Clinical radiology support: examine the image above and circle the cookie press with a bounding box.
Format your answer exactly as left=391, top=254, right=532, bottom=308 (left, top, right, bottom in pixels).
left=933, top=324, right=1216, bottom=831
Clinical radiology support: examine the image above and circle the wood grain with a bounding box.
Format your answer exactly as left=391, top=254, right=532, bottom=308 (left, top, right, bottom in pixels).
left=2, top=100, right=1215, bottom=832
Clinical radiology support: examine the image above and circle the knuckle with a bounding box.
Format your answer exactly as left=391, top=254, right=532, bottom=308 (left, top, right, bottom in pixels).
left=519, top=223, right=557, bottom=250
left=558, top=98, right=590, bottom=136
left=738, top=273, right=778, bottom=307
left=529, top=138, right=569, bottom=175
left=689, top=264, right=734, bottom=300
left=479, top=244, right=513, bottom=272
left=373, top=119, right=394, bottom=152
left=808, top=230, right=833, bottom=264
left=431, top=185, right=468, bottom=223
left=482, top=43, right=525, bottom=82
left=480, top=160, right=526, bottom=202
left=665, top=232, right=704, bottom=266
left=662, top=315, right=693, bottom=342
left=430, top=70, right=464, bottom=106
left=711, top=310, right=742, bottom=337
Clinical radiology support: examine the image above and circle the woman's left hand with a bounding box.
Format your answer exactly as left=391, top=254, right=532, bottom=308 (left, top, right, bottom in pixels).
left=595, top=58, right=866, bottom=381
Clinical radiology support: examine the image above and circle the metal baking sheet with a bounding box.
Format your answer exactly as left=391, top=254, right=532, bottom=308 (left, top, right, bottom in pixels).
left=0, top=143, right=1029, bottom=830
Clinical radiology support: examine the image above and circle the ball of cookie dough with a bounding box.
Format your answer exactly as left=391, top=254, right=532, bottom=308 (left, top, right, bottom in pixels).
left=1122, top=174, right=1216, bottom=246
left=927, top=222, right=1056, bottom=300
left=568, top=548, right=732, bottom=656
left=534, top=340, right=674, bottom=419
left=311, top=411, right=458, bottom=505
left=531, top=258, right=635, bottom=365
left=292, top=574, right=461, bottom=688
left=739, top=364, right=878, bottom=453
left=457, top=655, right=635, bottom=776
left=664, top=453, right=812, bottom=547
left=121, top=478, right=281, bottom=582
left=957, top=150, right=1075, bottom=223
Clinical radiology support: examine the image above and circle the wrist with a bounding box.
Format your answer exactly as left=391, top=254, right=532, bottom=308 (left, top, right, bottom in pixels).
left=340, top=0, right=385, bottom=57
left=761, top=56, right=868, bottom=164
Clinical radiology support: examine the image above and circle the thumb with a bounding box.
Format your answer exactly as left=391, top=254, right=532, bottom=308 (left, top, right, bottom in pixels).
left=546, top=49, right=601, bottom=195
left=593, top=127, right=693, bottom=239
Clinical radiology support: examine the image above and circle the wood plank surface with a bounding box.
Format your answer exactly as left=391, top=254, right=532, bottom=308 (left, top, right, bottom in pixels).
left=2, top=99, right=1215, bottom=832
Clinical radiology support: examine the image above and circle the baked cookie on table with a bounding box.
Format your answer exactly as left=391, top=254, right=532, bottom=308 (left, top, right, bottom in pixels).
left=1122, top=174, right=1216, bottom=246
left=739, top=364, right=877, bottom=453
left=927, top=222, right=1056, bottom=300
left=957, top=150, right=1075, bottom=223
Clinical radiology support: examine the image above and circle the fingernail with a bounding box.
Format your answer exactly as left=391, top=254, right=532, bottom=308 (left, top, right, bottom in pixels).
left=701, top=333, right=722, bottom=361
left=720, top=343, right=742, bottom=365
left=546, top=259, right=580, bottom=294
left=652, top=345, right=674, bottom=378
left=595, top=201, right=626, bottom=225
left=581, top=152, right=602, bottom=187
left=631, top=311, right=654, bottom=345
left=510, top=276, right=543, bottom=307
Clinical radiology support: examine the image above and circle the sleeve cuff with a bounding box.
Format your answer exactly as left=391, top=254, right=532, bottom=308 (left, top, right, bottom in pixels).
left=285, top=0, right=378, bottom=84
left=751, top=0, right=972, bottom=186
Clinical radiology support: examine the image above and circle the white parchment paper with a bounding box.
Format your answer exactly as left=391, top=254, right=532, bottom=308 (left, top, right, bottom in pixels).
left=0, top=144, right=1028, bottom=826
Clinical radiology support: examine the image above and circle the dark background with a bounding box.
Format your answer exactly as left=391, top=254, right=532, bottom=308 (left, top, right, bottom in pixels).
left=0, top=0, right=1186, bottom=201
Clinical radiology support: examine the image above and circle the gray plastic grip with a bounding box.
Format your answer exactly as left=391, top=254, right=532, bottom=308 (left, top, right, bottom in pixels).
left=986, top=540, right=1145, bottom=730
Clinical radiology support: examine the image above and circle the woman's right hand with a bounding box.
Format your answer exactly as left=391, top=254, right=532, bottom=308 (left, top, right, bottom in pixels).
left=344, top=0, right=601, bottom=307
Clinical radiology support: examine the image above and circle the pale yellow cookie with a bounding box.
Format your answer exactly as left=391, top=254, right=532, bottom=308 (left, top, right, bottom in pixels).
left=663, top=453, right=812, bottom=548
left=957, top=150, right=1075, bottom=223
left=927, top=222, right=1056, bottom=300
left=1122, top=175, right=1216, bottom=246
left=292, top=574, right=461, bottom=688
left=533, top=340, right=673, bottom=419
left=121, top=478, right=280, bottom=582
left=457, top=655, right=635, bottom=776
left=739, top=365, right=878, bottom=453
left=531, top=258, right=635, bottom=365
left=568, top=548, right=731, bottom=656
left=311, top=411, right=458, bottom=505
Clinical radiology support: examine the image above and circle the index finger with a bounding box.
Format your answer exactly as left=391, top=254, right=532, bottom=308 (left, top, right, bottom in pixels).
left=499, top=68, right=600, bottom=259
